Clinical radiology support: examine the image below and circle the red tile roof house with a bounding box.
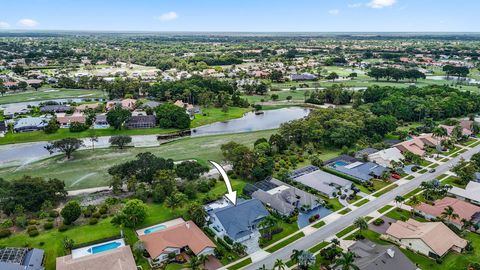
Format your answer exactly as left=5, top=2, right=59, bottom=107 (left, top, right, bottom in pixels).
left=439, top=124, right=473, bottom=137
left=56, top=113, right=87, bottom=128
left=139, top=221, right=216, bottom=265
left=394, top=133, right=440, bottom=157
left=106, top=99, right=137, bottom=111
left=384, top=219, right=467, bottom=259
left=414, top=197, right=480, bottom=228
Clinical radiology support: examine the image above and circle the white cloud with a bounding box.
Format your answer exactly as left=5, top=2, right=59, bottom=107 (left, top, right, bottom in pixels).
left=348, top=3, right=363, bottom=8
left=366, top=0, right=396, bottom=9
left=328, top=9, right=340, bottom=16
left=0, top=22, right=10, bottom=29
left=17, top=18, right=38, bottom=27
left=157, top=11, right=179, bottom=21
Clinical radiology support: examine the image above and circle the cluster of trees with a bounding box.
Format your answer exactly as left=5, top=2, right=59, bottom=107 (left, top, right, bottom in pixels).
left=443, top=65, right=470, bottom=78
left=364, top=85, right=480, bottom=121
left=451, top=154, right=480, bottom=186
left=108, top=152, right=212, bottom=216
left=367, top=67, right=426, bottom=82
left=278, top=108, right=397, bottom=147
left=305, top=86, right=355, bottom=105
left=0, top=176, right=66, bottom=214
left=188, top=53, right=243, bottom=66
left=221, top=137, right=285, bottom=181
left=148, top=76, right=248, bottom=108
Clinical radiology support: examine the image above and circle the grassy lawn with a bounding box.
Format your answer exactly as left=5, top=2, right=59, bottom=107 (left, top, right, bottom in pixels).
left=404, top=188, right=422, bottom=199
left=353, top=198, right=370, bottom=207
left=312, top=220, right=326, bottom=229
left=430, top=163, right=439, bottom=168
left=227, top=257, right=252, bottom=270
left=0, top=88, right=106, bottom=105
left=191, top=107, right=252, bottom=128
left=436, top=173, right=449, bottom=180
left=0, top=127, right=179, bottom=145
left=420, top=159, right=433, bottom=167
left=259, top=220, right=299, bottom=248
left=324, top=198, right=343, bottom=212
left=378, top=205, right=393, bottom=214
left=372, top=184, right=398, bottom=197
left=308, top=241, right=329, bottom=253
left=165, top=263, right=185, bottom=270
left=265, top=231, right=305, bottom=253
left=338, top=208, right=351, bottom=215
left=385, top=208, right=427, bottom=222
left=0, top=129, right=276, bottom=190
left=336, top=224, right=355, bottom=238
left=442, top=176, right=466, bottom=188
left=372, top=179, right=391, bottom=192
left=418, top=169, right=428, bottom=174
left=405, top=175, right=415, bottom=180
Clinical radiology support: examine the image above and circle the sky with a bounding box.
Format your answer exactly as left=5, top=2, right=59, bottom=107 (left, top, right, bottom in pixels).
left=0, top=0, right=479, bottom=32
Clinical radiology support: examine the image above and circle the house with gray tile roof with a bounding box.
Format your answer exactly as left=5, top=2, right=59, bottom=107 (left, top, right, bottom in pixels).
left=0, top=247, right=44, bottom=270
left=290, top=166, right=352, bottom=198
left=207, top=199, right=269, bottom=242
left=13, top=116, right=50, bottom=132
left=345, top=240, right=417, bottom=270
left=246, top=178, right=321, bottom=216
left=333, top=161, right=388, bottom=182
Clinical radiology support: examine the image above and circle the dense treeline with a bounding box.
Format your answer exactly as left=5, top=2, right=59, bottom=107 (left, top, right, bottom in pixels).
left=278, top=108, right=397, bottom=147
left=364, top=85, right=480, bottom=121
left=367, top=67, right=426, bottom=82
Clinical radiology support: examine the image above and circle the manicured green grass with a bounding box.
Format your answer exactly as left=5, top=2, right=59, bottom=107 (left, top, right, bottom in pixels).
left=385, top=208, right=427, bottom=222
left=404, top=188, right=422, bottom=199
left=372, top=179, right=391, bottom=192
left=0, top=88, right=106, bottom=105
left=405, top=175, right=415, bottom=180
left=312, top=220, right=326, bottom=229
left=378, top=205, right=394, bottom=214
left=308, top=241, right=329, bottom=253
left=372, top=184, right=398, bottom=197
left=0, top=127, right=179, bottom=145
left=265, top=232, right=305, bottom=253
left=353, top=198, right=370, bottom=207
left=436, top=173, right=449, bottom=180
left=165, top=263, right=185, bottom=270
left=442, top=176, right=466, bottom=188
left=0, top=129, right=276, bottom=190
left=420, top=159, right=433, bottom=167
left=418, top=169, right=428, bottom=174
left=445, top=146, right=461, bottom=155
left=259, top=220, right=298, bottom=248
left=469, top=141, right=480, bottom=148
left=325, top=198, right=343, bottom=212
left=430, top=163, right=439, bottom=168
left=441, top=158, right=450, bottom=162
left=191, top=107, right=252, bottom=128
left=228, top=257, right=252, bottom=270
left=338, top=208, right=351, bottom=215
left=336, top=225, right=355, bottom=238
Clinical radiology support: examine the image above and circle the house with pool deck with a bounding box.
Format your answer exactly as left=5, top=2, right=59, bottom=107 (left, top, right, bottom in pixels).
left=138, top=220, right=216, bottom=263
left=205, top=198, right=269, bottom=242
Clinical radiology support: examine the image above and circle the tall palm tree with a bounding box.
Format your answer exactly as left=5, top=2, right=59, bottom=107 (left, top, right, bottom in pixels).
left=290, top=249, right=302, bottom=265
left=394, top=195, right=405, bottom=208
left=441, top=206, right=459, bottom=222
left=353, top=217, right=368, bottom=236
left=409, top=195, right=420, bottom=217
left=274, top=259, right=286, bottom=270
left=188, top=256, right=201, bottom=270
left=258, top=215, right=278, bottom=235
left=333, top=252, right=360, bottom=270
left=197, top=254, right=209, bottom=269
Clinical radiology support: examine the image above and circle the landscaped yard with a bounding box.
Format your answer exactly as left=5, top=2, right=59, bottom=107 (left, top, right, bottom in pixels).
left=0, top=129, right=276, bottom=190
left=0, top=88, right=106, bottom=105
left=372, top=184, right=398, bottom=197
left=227, top=257, right=253, bottom=270
left=259, top=220, right=299, bottom=248
left=265, top=231, right=305, bottom=253
left=353, top=198, right=370, bottom=207
left=384, top=208, right=427, bottom=222
left=336, top=224, right=355, bottom=238
left=338, top=208, right=351, bottom=215
left=190, top=107, right=252, bottom=128
left=377, top=205, right=393, bottom=214
left=442, top=176, right=466, bottom=188
left=312, top=220, right=326, bottom=229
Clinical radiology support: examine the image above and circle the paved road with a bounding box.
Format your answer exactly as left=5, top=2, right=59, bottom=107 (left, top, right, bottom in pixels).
left=244, top=144, right=480, bottom=270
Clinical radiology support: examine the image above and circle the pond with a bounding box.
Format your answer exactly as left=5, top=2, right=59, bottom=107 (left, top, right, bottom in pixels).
left=297, top=206, right=333, bottom=229
left=191, top=107, right=310, bottom=136
left=426, top=76, right=480, bottom=84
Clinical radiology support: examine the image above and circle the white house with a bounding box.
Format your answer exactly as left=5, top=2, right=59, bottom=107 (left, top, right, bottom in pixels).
left=368, top=147, right=405, bottom=168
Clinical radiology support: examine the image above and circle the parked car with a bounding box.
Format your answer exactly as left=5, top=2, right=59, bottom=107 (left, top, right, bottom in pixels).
left=429, top=168, right=436, bottom=173
left=391, top=173, right=401, bottom=180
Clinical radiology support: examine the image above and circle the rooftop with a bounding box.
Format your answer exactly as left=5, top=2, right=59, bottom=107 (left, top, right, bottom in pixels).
left=347, top=240, right=416, bottom=270
left=56, top=245, right=136, bottom=270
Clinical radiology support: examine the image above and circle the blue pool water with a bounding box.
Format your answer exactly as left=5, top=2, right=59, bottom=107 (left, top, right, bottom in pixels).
left=297, top=206, right=333, bottom=228
left=333, top=161, right=349, bottom=167
left=144, top=224, right=167, bottom=234
left=87, top=241, right=122, bottom=254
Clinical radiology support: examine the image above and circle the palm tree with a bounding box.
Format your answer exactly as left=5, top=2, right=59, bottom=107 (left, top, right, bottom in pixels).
left=353, top=217, right=368, bottom=236
left=258, top=216, right=278, bottom=236
left=274, top=259, right=286, bottom=270
left=394, top=195, right=405, bottom=208
left=409, top=195, right=420, bottom=217
left=290, top=249, right=302, bottom=265
left=441, top=206, right=459, bottom=222
left=298, top=251, right=315, bottom=270
left=197, top=254, right=209, bottom=269
left=188, top=256, right=201, bottom=270
left=88, top=133, right=98, bottom=151
left=165, top=192, right=187, bottom=210
left=333, top=252, right=360, bottom=270
left=461, top=218, right=474, bottom=232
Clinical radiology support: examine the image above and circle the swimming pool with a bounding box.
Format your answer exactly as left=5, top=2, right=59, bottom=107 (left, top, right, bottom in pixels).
left=332, top=161, right=349, bottom=167
left=87, top=241, right=122, bottom=254
left=144, top=224, right=167, bottom=234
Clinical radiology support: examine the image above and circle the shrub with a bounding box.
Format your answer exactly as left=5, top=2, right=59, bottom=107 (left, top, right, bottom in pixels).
left=98, top=205, right=108, bottom=215
left=89, top=218, right=98, bottom=225
left=92, top=212, right=101, bottom=219
left=1, top=219, right=13, bottom=229
left=223, top=235, right=234, bottom=245
left=15, top=215, right=27, bottom=228
left=204, top=227, right=215, bottom=237
left=61, top=201, right=81, bottom=225
left=28, top=220, right=38, bottom=225
left=26, top=225, right=37, bottom=232
left=28, top=229, right=39, bottom=237
left=49, top=210, right=59, bottom=218
left=373, top=218, right=385, bottom=226
left=58, top=224, right=69, bottom=232
left=43, top=222, right=54, bottom=230
left=0, top=229, right=11, bottom=239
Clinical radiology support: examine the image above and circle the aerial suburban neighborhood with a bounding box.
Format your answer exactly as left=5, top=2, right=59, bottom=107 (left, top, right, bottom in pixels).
left=2, top=1, right=480, bottom=270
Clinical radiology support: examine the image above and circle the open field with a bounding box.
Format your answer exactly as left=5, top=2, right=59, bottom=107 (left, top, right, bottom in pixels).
left=0, top=88, right=106, bottom=104
left=0, top=129, right=276, bottom=190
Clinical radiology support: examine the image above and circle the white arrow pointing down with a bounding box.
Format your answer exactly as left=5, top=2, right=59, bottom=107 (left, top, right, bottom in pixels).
left=209, top=160, right=237, bottom=205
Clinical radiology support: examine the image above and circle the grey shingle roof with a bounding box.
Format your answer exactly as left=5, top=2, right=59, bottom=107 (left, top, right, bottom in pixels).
left=211, top=199, right=269, bottom=240
left=347, top=240, right=416, bottom=270
left=334, top=162, right=387, bottom=182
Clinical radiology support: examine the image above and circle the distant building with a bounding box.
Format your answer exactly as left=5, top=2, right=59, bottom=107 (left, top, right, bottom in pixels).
left=13, top=116, right=50, bottom=132
left=56, top=246, right=136, bottom=270
left=94, top=114, right=109, bottom=129
left=289, top=165, right=352, bottom=198
left=448, top=181, right=480, bottom=205
left=415, top=197, right=480, bottom=228
left=394, top=134, right=440, bottom=156
left=0, top=121, right=6, bottom=137
left=2, top=105, right=31, bottom=119
left=40, top=105, right=70, bottom=113
left=368, top=147, right=405, bottom=168
left=0, top=247, right=44, bottom=270
left=289, top=73, right=317, bottom=81
left=125, top=115, right=156, bottom=129
left=56, top=113, right=87, bottom=128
